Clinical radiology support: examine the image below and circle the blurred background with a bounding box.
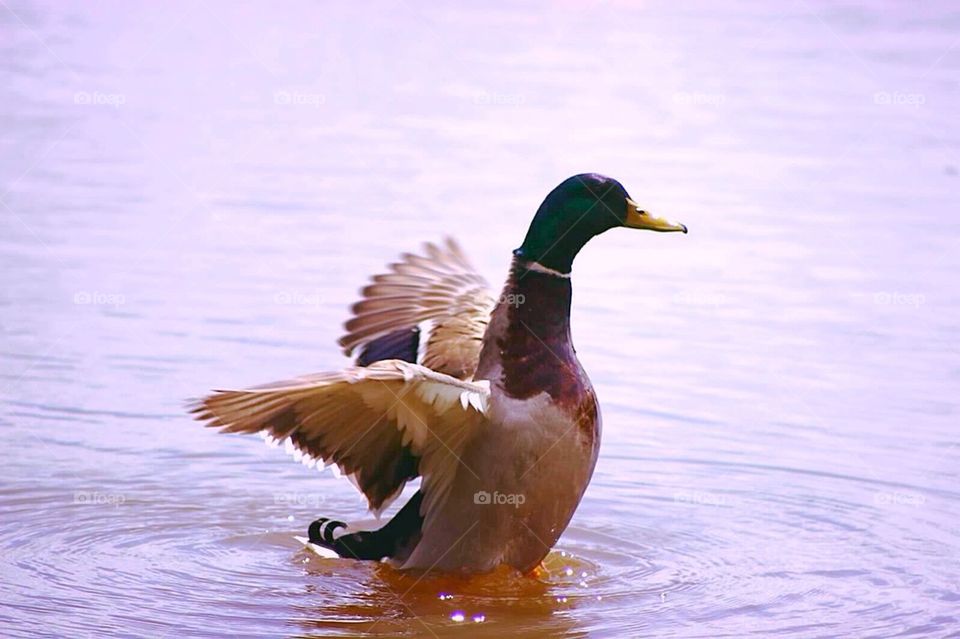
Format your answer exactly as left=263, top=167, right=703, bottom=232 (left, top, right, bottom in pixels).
left=1, top=1, right=958, bottom=637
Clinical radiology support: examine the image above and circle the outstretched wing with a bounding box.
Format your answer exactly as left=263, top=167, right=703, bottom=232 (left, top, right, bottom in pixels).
left=191, top=360, right=488, bottom=517
left=340, top=238, right=496, bottom=380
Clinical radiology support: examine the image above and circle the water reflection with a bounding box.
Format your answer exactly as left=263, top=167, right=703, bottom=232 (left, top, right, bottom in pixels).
left=297, top=559, right=569, bottom=637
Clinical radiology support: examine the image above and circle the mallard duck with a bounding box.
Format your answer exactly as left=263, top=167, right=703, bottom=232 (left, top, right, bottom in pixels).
left=192, top=173, right=686, bottom=574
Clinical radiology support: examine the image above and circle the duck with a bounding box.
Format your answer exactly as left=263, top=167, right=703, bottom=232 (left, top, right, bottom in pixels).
left=191, top=173, right=687, bottom=574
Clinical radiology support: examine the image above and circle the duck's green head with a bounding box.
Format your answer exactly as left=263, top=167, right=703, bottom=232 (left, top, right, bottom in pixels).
left=515, top=173, right=687, bottom=274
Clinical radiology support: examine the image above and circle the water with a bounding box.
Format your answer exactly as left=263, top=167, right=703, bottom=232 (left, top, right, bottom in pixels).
left=2, top=0, right=958, bottom=636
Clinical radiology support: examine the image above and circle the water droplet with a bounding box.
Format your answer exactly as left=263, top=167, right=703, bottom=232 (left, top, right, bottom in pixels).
left=564, top=567, right=573, bottom=576
left=451, top=611, right=465, bottom=622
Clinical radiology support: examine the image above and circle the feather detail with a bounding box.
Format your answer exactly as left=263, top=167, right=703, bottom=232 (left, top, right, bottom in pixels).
left=339, top=238, right=495, bottom=380
left=191, top=360, right=488, bottom=515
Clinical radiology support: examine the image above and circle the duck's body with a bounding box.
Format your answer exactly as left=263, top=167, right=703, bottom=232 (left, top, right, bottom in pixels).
left=192, top=174, right=686, bottom=574
left=396, top=257, right=601, bottom=572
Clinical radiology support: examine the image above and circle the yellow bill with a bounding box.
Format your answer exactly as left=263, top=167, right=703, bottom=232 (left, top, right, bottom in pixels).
left=624, top=198, right=687, bottom=233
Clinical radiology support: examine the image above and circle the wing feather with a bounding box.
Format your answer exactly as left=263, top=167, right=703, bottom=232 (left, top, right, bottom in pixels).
left=191, top=360, right=488, bottom=516
left=339, top=238, right=496, bottom=379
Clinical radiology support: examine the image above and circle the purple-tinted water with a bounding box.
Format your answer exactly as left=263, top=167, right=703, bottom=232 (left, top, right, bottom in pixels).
left=1, top=1, right=958, bottom=637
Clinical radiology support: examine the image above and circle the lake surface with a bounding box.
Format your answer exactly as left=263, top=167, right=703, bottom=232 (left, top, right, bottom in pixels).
left=2, top=1, right=959, bottom=637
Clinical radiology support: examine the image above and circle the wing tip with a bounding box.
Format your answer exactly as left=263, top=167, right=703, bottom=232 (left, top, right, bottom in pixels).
left=186, top=395, right=219, bottom=425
